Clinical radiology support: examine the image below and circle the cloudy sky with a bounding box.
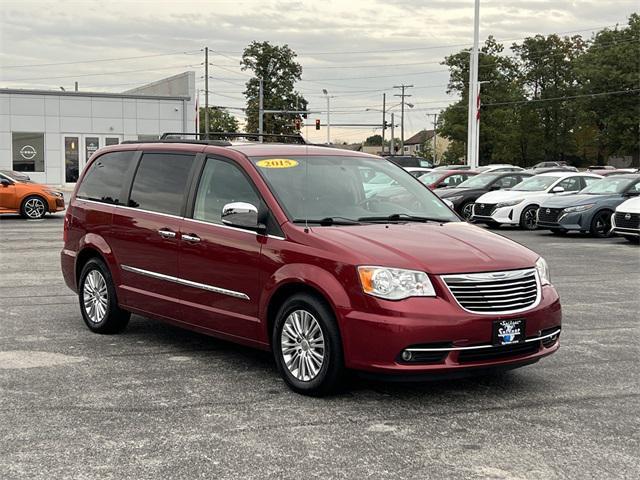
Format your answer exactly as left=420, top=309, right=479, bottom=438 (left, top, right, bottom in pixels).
left=1, top=0, right=637, bottom=143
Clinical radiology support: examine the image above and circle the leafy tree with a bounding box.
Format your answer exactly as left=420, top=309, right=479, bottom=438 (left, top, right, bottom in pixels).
left=241, top=41, right=308, bottom=135
left=364, top=134, right=383, bottom=146
left=199, top=107, right=239, bottom=134
left=575, top=14, right=640, bottom=165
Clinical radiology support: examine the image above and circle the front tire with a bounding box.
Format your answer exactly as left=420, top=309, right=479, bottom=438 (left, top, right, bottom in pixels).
left=20, top=195, right=47, bottom=219
left=520, top=205, right=539, bottom=230
left=78, top=258, right=130, bottom=334
left=273, top=293, right=344, bottom=396
left=590, top=210, right=612, bottom=238
left=460, top=201, right=474, bottom=221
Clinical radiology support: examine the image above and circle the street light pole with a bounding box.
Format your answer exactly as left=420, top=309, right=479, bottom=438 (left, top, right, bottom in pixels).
left=466, top=0, right=480, bottom=168
left=259, top=78, right=264, bottom=143
left=381, top=93, right=386, bottom=155
left=390, top=112, right=395, bottom=155
left=322, top=89, right=331, bottom=144
left=204, top=46, right=209, bottom=138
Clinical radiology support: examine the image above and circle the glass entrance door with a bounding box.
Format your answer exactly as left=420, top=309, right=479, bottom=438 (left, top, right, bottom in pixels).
left=62, top=134, right=123, bottom=185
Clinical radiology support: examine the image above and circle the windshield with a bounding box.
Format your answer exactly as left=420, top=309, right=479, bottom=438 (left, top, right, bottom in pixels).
left=581, top=176, right=638, bottom=195
left=417, top=171, right=446, bottom=185
left=512, top=175, right=558, bottom=191
left=457, top=173, right=501, bottom=188
left=250, top=155, right=458, bottom=224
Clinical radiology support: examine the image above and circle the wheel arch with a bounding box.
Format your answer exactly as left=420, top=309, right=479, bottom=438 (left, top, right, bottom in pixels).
left=20, top=193, right=49, bottom=215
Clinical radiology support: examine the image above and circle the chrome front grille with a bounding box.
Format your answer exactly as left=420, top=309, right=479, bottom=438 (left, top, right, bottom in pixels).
left=473, top=203, right=496, bottom=217
left=441, top=268, right=540, bottom=314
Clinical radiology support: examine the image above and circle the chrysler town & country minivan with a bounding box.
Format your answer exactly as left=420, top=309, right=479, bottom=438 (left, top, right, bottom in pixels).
left=61, top=140, right=562, bottom=395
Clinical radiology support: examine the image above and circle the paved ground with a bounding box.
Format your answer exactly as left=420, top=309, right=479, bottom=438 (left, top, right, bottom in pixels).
left=1, top=211, right=639, bottom=480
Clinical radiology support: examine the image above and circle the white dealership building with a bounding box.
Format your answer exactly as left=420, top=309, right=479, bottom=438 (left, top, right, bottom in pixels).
left=0, top=71, right=196, bottom=186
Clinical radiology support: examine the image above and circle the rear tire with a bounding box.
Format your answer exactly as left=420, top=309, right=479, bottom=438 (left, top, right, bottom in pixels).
left=272, top=293, right=344, bottom=396
left=20, top=195, right=47, bottom=219
left=78, top=258, right=130, bottom=334
left=590, top=210, right=612, bottom=238
left=519, top=205, right=539, bottom=230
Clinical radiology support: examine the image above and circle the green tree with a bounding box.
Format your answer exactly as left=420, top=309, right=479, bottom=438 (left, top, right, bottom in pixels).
left=575, top=14, right=640, bottom=165
left=199, top=107, right=239, bottom=134
left=364, top=134, right=383, bottom=146
left=241, top=41, right=308, bottom=135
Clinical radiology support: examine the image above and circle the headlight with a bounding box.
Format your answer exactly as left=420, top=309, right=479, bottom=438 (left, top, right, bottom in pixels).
left=535, top=257, right=551, bottom=286
left=496, top=198, right=524, bottom=208
left=45, top=190, right=63, bottom=198
left=562, top=204, right=594, bottom=213
left=358, top=266, right=436, bottom=300
left=445, top=195, right=464, bottom=203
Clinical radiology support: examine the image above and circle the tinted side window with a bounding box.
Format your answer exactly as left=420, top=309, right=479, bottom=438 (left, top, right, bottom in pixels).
left=193, top=158, right=260, bottom=224
left=77, top=151, right=135, bottom=204
left=129, top=153, right=195, bottom=216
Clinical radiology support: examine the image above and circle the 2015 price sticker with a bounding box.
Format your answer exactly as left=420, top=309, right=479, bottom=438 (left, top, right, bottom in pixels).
left=256, top=159, right=299, bottom=169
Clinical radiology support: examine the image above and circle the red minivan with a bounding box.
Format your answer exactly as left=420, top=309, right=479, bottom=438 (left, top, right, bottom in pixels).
left=61, top=140, right=561, bottom=395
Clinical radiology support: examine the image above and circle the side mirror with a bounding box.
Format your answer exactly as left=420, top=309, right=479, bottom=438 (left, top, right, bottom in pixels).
left=221, top=202, right=265, bottom=233
left=0, top=178, right=12, bottom=187
left=551, top=186, right=565, bottom=193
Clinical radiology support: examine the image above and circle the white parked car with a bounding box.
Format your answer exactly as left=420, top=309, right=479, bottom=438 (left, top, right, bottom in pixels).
left=472, top=172, right=603, bottom=230
left=611, top=196, right=640, bottom=243
left=404, top=167, right=433, bottom=178
left=474, top=164, right=524, bottom=174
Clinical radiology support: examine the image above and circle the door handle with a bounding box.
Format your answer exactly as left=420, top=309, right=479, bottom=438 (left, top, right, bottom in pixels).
left=157, top=229, right=177, bottom=239
left=182, top=233, right=201, bottom=243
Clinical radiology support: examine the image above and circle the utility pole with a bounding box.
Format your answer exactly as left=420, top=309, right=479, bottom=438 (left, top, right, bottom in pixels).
left=393, top=84, right=413, bottom=153
left=466, top=0, right=480, bottom=168
left=381, top=93, right=386, bottom=155
left=390, top=112, right=395, bottom=155
left=322, top=89, right=332, bottom=144
left=204, top=46, right=209, bottom=138
left=258, top=78, right=264, bottom=143
left=428, top=113, right=438, bottom=164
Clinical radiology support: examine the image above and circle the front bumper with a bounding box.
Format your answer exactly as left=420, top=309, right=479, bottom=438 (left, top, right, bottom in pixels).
left=473, top=205, right=519, bottom=225
left=537, top=210, right=587, bottom=231
left=611, top=214, right=640, bottom=237
left=339, top=285, right=561, bottom=375
left=46, top=194, right=66, bottom=212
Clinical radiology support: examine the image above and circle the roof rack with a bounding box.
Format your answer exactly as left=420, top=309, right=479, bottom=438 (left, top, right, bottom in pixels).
left=160, top=132, right=308, bottom=144
left=121, top=139, right=232, bottom=146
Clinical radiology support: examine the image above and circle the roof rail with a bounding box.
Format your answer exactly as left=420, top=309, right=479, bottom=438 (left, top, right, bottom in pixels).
left=161, top=132, right=308, bottom=144
left=121, top=139, right=232, bottom=146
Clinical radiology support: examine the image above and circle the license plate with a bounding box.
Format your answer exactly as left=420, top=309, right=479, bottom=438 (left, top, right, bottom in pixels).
left=492, top=319, right=525, bottom=346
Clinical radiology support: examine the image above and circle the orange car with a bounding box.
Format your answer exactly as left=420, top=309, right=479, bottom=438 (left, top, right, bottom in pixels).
left=0, top=170, right=65, bottom=219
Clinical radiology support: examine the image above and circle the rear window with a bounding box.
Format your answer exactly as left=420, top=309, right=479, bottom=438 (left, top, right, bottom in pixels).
left=76, top=151, right=136, bottom=204
left=128, top=153, right=195, bottom=216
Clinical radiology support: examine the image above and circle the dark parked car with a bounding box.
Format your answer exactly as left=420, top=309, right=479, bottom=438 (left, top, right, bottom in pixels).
left=537, top=174, right=640, bottom=237
left=61, top=140, right=561, bottom=396
left=384, top=155, right=432, bottom=168
left=436, top=171, right=533, bottom=219
left=432, top=165, right=471, bottom=171
left=418, top=169, right=477, bottom=190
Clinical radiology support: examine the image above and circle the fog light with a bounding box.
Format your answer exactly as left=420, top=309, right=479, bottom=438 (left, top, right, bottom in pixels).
left=401, top=350, right=413, bottom=361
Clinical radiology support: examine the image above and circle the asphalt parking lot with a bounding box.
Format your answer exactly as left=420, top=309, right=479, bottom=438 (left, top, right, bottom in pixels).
left=1, top=211, right=638, bottom=479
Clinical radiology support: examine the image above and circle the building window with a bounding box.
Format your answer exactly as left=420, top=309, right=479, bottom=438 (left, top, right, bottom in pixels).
left=403, top=146, right=409, bottom=152
left=12, top=132, right=45, bottom=172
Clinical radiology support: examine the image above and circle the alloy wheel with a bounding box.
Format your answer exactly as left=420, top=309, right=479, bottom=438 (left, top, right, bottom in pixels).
left=280, top=309, right=325, bottom=382
left=461, top=203, right=473, bottom=220
left=523, top=207, right=538, bottom=230
left=24, top=198, right=46, bottom=219
left=593, top=212, right=612, bottom=237
left=83, top=270, right=109, bottom=324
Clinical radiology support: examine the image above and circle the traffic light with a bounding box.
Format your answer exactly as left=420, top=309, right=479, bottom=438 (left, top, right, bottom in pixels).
left=315, top=119, right=321, bottom=130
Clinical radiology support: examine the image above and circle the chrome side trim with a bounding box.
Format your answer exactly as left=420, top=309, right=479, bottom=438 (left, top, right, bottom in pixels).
left=183, top=216, right=286, bottom=240
left=406, top=328, right=561, bottom=352
left=121, top=265, right=250, bottom=300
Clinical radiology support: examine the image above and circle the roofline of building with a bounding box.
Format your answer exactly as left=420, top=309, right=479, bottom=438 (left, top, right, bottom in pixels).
left=0, top=88, right=190, bottom=101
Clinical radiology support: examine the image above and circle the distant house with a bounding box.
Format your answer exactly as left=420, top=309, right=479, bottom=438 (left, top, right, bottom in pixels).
left=403, top=129, right=450, bottom=161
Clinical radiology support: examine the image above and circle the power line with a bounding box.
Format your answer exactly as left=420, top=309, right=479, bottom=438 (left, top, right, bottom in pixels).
left=1, top=50, right=201, bottom=69
left=2, top=64, right=199, bottom=82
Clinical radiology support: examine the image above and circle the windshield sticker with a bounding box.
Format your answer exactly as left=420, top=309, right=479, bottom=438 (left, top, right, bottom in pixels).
left=256, top=159, right=299, bottom=169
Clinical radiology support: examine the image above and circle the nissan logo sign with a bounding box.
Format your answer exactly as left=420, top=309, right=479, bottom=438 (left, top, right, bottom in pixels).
left=20, top=145, right=37, bottom=160
left=625, top=213, right=631, bottom=220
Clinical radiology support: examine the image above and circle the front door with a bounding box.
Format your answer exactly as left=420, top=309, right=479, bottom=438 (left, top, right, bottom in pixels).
left=177, top=156, right=265, bottom=340
left=0, top=173, right=17, bottom=213
left=62, top=134, right=123, bottom=185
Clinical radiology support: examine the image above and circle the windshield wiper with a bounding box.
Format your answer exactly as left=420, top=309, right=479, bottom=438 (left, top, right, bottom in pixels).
left=357, top=213, right=450, bottom=223
left=293, top=217, right=361, bottom=226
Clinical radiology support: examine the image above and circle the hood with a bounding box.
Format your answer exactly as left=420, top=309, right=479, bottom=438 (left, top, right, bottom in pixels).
left=540, top=193, right=620, bottom=208
left=309, top=221, right=539, bottom=275
left=616, top=196, right=640, bottom=214
left=436, top=187, right=483, bottom=198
